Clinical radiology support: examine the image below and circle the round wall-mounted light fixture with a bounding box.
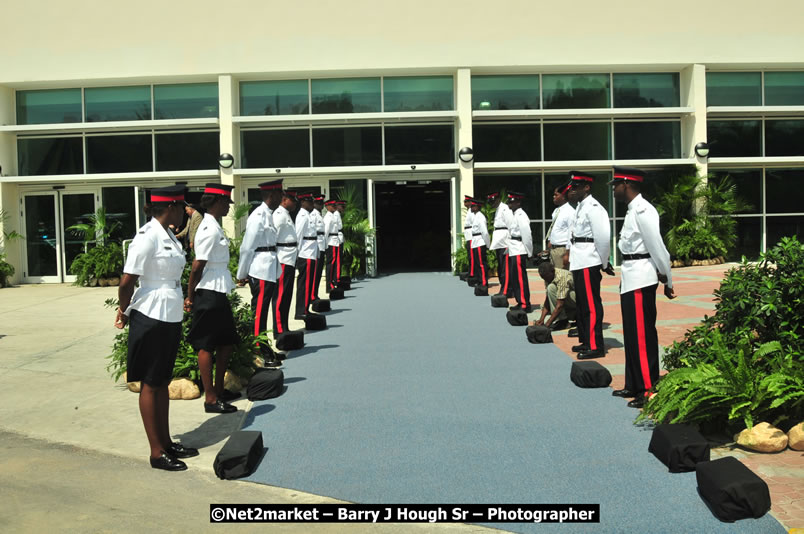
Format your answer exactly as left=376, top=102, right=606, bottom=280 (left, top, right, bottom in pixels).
left=218, top=153, right=235, bottom=169
left=694, top=142, right=710, bottom=158
left=458, top=147, right=474, bottom=163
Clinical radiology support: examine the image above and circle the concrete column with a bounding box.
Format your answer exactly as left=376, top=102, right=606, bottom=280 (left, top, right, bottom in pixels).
left=455, top=68, right=473, bottom=252
left=680, top=64, right=708, bottom=177
left=0, top=85, right=22, bottom=284
left=218, top=75, right=240, bottom=236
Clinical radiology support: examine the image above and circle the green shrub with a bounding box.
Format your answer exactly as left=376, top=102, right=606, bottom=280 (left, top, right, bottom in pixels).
left=0, top=253, right=15, bottom=287
left=337, top=183, right=375, bottom=277
left=69, top=243, right=124, bottom=285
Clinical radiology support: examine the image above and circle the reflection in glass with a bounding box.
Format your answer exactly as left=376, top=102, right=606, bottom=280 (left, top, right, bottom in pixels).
left=311, top=78, right=381, bottom=113
left=312, top=127, right=382, bottom=166
left=16, top=89, right=82, bottom=125
left=102, top=187, right=137, bottom=241
left=728, top=217, right=762, bottom=261
left=471, top=75, right=540, bottom=110
left=86, top=135, right=153, bottom=173
left=614, top=121, right=680, bottom=159
left=766, top=169, right=804, bottom=213
left=154, top=83, right=218, bottom=119
left=706, top=72, right=761, bottom=106
left=473, top=124, right=540, bottom=162
left=765, top=120, right=804, bottom=156
left=708, top=169, right=761, bottom=214
left=473, top=174, right=542, bottom=220
left=766, top=216, right=804, bottom=249
left=85, top=86, right=151, bottom=122
left=383, top=76, right=453, bottom=111
left=613, top=73, right=680, bottom=108
left=156, top=131, right=219, bottom=171
left=240, top=80, right=309, bottom=115
left=242, top=129, right=310, bottom=168
left=764, top=72, right=804, bottom=106
left=384, top=125, right=453, bottom=164
left=18, top=137, right=84, bottom=176
left=707, top=121, right=762, bottom=157
left=543, top=74, right=610, bottom=109
left=62, top=193, right=96, bottom=273
left=24, top=195, right=58, bottom=277
left=543, top=122, right=611, bottom=160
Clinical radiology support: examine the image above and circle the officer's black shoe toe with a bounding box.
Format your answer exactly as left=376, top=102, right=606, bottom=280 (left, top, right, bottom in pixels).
left=204, top=400, right=237, bottom=414
left=508, top=305, right=520, bottom=311
left=274, top=351, right=287, bottom=361
left=627, top=396, right=647, bottom=408
left=571, top=344, right=590, bottom=352
left=263, top=359, right=283, bottom=368
left=577, top=349, right=605, bottom=360
left=220, top=389, right=241, bottom=402
left=568, top=328, right=579, bottom=337
left=167, top=442, right=199, bottom=458
left=611, top=388, right=637, bottom=398
left=294, top=314, right=307, bottom=320
left=150, top=452, right=187, bottom=471
left=550, top=319, right=570, bottom=331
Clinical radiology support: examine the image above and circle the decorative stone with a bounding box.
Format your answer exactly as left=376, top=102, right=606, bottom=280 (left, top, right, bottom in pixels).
left=788, top=422, right=804, bottom=451
left=108, top=276, right=120, bottom=286
left=88, top=277, right=98, bottom=287
left=98, top=278, right=109, bottom=287
left=734, top=422, right=789, bottom=453
left=168, top=378, right=201, bottom=400
left=123, top=372, right=141, bottom=393
left=224, top=370, right=244, bottom=392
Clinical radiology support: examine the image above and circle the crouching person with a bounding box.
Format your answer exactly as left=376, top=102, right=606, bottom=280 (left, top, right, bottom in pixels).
left=533, top=262, right=576, bottom=331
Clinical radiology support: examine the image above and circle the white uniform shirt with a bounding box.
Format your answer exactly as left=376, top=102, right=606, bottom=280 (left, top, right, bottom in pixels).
left=490, top=202, right=514, bottom=251
left=618, top=193, right=673, bottom=294
left=194, top=213, right=235, bottom=294
left=273, top=205, right=298, bottom=267
left=508, top=207, right=533, bottom=257
left=295, top=207, right=319, bottom=260
left=463, top=209, right=474, bottom=243
left=335, top=210, right=344, bottom=245
left=470, top=210, right=490, bottom=248
left=549, top=202, right=575, bottom=247
left=568, top=194, right=611, bottom=271
left=123, top=218, right=185, bottom=322
left=236, top=203, right=278, bottom=282
left=311, top=208, right=326, bottom=254
left=323, top=210, right=339, bottom=247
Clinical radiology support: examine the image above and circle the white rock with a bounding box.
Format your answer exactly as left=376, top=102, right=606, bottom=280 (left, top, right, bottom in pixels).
left=735, top=422, right=789, bottom=453
left=168, top=378, right=201, bottom=400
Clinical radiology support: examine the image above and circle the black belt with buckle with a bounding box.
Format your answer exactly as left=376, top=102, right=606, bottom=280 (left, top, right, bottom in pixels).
left=551, top=243, right=567, bottom=248
left=472, top=233, right=481, bottom=236
left=571, top=237, right=594, bottom=244
left=303, top=236, right=317, bottom=240
left=494, top=227, right=508, bottom=230
left=317, top=232, right=324, bottom=236
left=464, top=226, right=472, bottom=229
left=622, top=253, right=651, bottom=261
left=255, top=246, right=277, bottom=252
left=510, top=236, right=522, bottom=241
left=276, top=242, right=297, bottom=247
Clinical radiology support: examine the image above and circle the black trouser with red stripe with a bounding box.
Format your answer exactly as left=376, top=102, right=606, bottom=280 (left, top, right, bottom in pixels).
left=326, top=245, right=340, bottom=291
left=272, top=263, right=295, bottom=336
left=509, top=253, right=530, bottom=310
left=467, top=240, right=475, bottom=280
left=621, top=284, right=660, bottom=397
left=295, top=256, right=317, bottom=317
left=313, top=250, right=325, bottom=300
left=472, top=245, right=489, bottom=287
left=249, top=276, right=275, bottom=356
left=494, top=249, right=509, bottom=295
left=572, top=267, right=605, bottom=352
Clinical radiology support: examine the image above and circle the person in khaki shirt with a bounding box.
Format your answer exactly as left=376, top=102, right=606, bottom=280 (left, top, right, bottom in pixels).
left=174, top=203, right=203, bottom=249
left=533, top=262, right=576, bottom=331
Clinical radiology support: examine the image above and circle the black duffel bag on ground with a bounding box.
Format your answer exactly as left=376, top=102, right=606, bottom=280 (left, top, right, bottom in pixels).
left=312, top=299, right=330, bottom=312
left=247, top=368, right=285, bottom=401
left=329, top=288, right=345, bottom=300
left=526, top=325, right=553, bottom=344
left=570, top=361, right=612, bottom=388
left=696, top=456, right=771, bottom=522
left=275, top=330, right=304, bottom=350
left=506, top=309, right=528, bottom=326
left=649, top=424, right=710, bottom=473
left=213, top=430, right=264, bottom=480
left=474, top=286, right=489, bottom=296
left=491, top=294, right=508, bottom=308
left=304, top=313, right=327, bottom=331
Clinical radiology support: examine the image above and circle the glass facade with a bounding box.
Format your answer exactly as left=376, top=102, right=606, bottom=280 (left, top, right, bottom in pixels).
left=709, top=169, right=762, bottom=214
left=707, top=120, right=762, bottom=157
left=613, top=73, right=680, bottom=108
left=383, top=76, right=453, bottom=112
left=765, top=169, right=804, bottom=213
left=766, top=216, right=804, bottom=249
left=311, top=78, right=381, bottom=113
left=471, top=75, right=540, bottom=110
left=241, top=129, right=311, bottom=168
left=384, top=125, right=454, bottom=164
left=240, top=80, right=308, bottom=115
left=473, top=124, right=540, bottom=162
left=543, top=122, right=610, bottom=160
left=614, top=121, right=681, bottom=159
left=102, top=187, right=137, bottom=242
left=312, top=127, right=382, bottom=166
left=706, top=72, right=762, bottom=106
left=86, top=134, right=152, bottom=173
left=18, top=137, right=84, bottom=175
left=155, top=131, right=219, bottom=171
left=85, top=86, right=150, bottom=122
left=16, top=89, right=82, bottom=125
left=542, top=74, right=609, bottom=109
left=765, top=120, right=804, bottom=156
left=153, top=83, right=218, bottom=119
left=764, top=72, right=804, bottom=106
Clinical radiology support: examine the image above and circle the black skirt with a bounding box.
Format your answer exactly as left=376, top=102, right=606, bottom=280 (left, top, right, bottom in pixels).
left=188, top=289, right=239, bottom=352
left=127, top=310, right=181, bottom=386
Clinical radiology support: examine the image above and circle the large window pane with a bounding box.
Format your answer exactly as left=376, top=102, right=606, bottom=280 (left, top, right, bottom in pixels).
left=766, top=216, right=804, bottom=249
left=766, top=169, right=804, bottom=213
left=706, top=72, right=762, bottom=106
left=240, top=80, right=308, bottom=116
left=728, top=217, right=762, bottom=261
left=85, top=86, right=150, bottom=122
left=708, top=169, right=761, bottom=214
left=16, top=89, right=81, bottom=125
left=765, top=120, right=804, bottom=156
left=311, top=78, right=380, bottom=114
left=707, top=120, right=761, bottom=157
left=764, top=72, right=804, bottom=106
left=241, top=129, right=310, bottom=168
left=473, top=174, right=541, bottom=220
left=18, top=137, right=83, bottom=175
left=472, top=75, right=540, bottom=110
left=154, top=83, right=218, bottom=119
left=24, top=196, right=58, bottom=276
left=473, top=124, right=540, bottom=162
left=614, top=121, right=680, bottom=159
left=613, top=73, right=680, bottom=108
left=156, top=131, right=218, bottom=171
left=543, top=74, right=610, bottom=109
left=102, top=187, right=137, bottom=242
left=543, top=122, right=611, bottom=160
left=86, top=134, right=152, bottom=173
left=384, top=125, right=453, bottom=164
left=312, top=127, right=381, bottom=166
left=639, top=165, right=698, bottom=205
left=383, top=76, right=453, bottom=112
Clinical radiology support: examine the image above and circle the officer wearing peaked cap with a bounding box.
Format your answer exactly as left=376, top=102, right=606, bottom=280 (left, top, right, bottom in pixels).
left=294, top=193, right=319, bottom=318
left=323, top=200, right=340, bottom=292
left=272, top=189, right=299, bottom=336
left=310, top=194, right=327, bottom=302
left=506, top=191, right=533, bottom=312
left=488, top=191, right=514, bottom=297
left=610, top=166, right=676, bottom=408
left=469, top=197, right=490, bottom=289
left=463, top=195, right=476, bottom=284
left=545, top=182, right=575, bottom=270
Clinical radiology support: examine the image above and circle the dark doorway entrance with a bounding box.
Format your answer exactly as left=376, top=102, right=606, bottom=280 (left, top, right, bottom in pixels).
left=374, top=180, right=451, bottom=272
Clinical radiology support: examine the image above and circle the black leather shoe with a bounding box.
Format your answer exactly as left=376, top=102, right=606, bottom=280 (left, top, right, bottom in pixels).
left=167, top=442, right=199, bottom=458
left=550, top=319, right=569, bottom=331
left=628, top=396, right=647, bottom=408
left=508, top=305, right=520, bottom=311
left=274, top=351, right=287, bottom=361
left=220, top=389, right=241, bottom=402
left=568, top=328, right=579, bottom=337
left=204, top=400, right=237, bottom=414
left=577, top=349, right=605, bottom=359
left=294, top=314, right=307, bottom=320
left=572, top=344, right=590, bottom=352
left=263, top=359, right=283, bottom=368
left=612, top=389, right=637, bottom=398
left=150, top=452, right=187, bottom=471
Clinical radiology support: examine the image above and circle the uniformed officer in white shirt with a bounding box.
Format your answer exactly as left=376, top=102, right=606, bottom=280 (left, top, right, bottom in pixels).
left=469, top=198, right=491, bottom=289
left=462, top=195, right=474, bottom=281
left=311, top=194, right=327, bottom=302
left=236, top=179, right=283, bottom=368
left=294, top=193, right=319, bottom=318
left=487, top=191, right=514, bottom=297
left=506, top=191, right=534, bottom=312
left=610, top=166, right=676, bottom=408
left=567, top=171, right=615, bottom=360
left=323, top=200, right=340, bottom=292
left=272, top=190, right=299, bottom=336
left=185, top=183, right=239, bottom=414
left=335, top=200, right=346, bottom=286
left=116, top=185, right=197, bottom=471
left=545, top=182, right=575, bottom=270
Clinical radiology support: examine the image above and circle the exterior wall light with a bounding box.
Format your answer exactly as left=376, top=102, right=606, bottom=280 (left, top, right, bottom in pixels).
left=694, top=142, right=710, bottom=158
left=218, top=153, right=235, bottom=168
left=459, top=147, right=474, bottom=163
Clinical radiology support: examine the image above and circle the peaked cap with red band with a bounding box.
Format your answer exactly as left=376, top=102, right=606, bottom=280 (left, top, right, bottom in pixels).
left=313, top=194, right=325, bottom=202
left=610, top=166, right=645, bottom=184
left=469, top=197, right=483, bottom=206
left=463, top=195, right=472, bottom=202
left=297, top=192, right=314, bottom=201
left=507, top=191, right=525, bottom=201
left=258, top=179, right=283, bottom=191
left=149, top=185, right=187, bottom=204
left=558, top=182, right=572, bottom=195
left=486, top=191, right=501, bottom=201
left=325, top=200, right=338, bottom=206
left=568, top=170, right=595, bottom=185
left=203, top=183, right=235, bottom=203
left=336, top=200, right=346, bottom=205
